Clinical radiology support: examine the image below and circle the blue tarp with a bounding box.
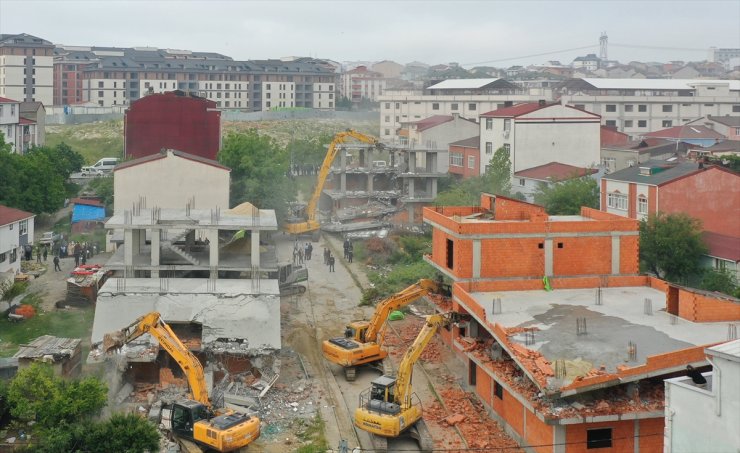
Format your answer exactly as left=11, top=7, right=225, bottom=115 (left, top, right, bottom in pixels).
left=71, top=204, right=105, bottom=223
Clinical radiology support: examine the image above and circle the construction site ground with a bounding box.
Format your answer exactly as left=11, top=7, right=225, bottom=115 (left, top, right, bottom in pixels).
left=270, top=232, right=521, bottom=452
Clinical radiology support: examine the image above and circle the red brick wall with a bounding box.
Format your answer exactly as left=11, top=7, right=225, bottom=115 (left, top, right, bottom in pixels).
left=659, top=166, right=740, bottom=238
left=639, top=418, right=664, bottom=452
left=481, top=238, right=544, bottom=278
left=476, top=366, right=492, bottom=407
left=565, top=419, right=634, bottom=453
left=677, top=288, right=740, bottom=322
left=449, top=144, right=480, bottom=179
left=553, top=236, right=612, bottom=276
left=494, top=196, right=548, bottom=221
left=525, top=411, right=554, bottom=453
left=620, top=235, right=640, bottom=274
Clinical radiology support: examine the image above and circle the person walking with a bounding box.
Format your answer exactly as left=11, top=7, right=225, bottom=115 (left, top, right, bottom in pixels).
left=307, top=243, right=313, bottom=261
left=53, top=255, right=61, bottom=272
left=43, top=246, right=48, bottom=262
left=328, top=254, right=335, bottom=272
left=343, top=238, right=350, bottom=260
left=298, top=248, right=304, bottom=265
left=36, top=246, right=42, bottom=263
left=348, top=248, right=354, bottom=263
left=323, top=248, right=329, bottom=265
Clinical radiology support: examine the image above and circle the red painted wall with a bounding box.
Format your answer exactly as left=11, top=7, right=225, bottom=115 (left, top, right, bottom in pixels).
left=448, top=144, right=480, bottom=179
left=124, top=92, right=221, bottom=160
left=659, top=166, right=740, bottom=238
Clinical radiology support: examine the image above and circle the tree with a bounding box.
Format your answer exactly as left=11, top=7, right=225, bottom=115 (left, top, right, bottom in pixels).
left=433, top=147, right=513, bottom=206
left=700, top=267, right=739, bottom=297
left=84, top=414, right=160, bottom=453
left=639, top=212, right=708, bottom=282
left=534, top=177, right=599, bottom=215
left=88, top=176, right=114, bottom=213
left=484, top=146, right=512, bottom=196
left=335, top=96, right=353, bottom=111
left=218, top=130, right=295, bottom=221
left=7, top=363, right=107, bottom=427
left=0, top=131, right=11, bottom=153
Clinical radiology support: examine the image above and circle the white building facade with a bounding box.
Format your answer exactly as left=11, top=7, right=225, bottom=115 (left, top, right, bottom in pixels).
left=0, top=34, right=54, bottom=106
left=664, top=340, right=740, bottom=453
left=0, top=206, right=35, bottom=275
left=478, top=102, right=601, bottom=174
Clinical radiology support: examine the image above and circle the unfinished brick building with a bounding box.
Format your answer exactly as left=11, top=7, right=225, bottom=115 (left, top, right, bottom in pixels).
left=423, top=194, right=739, bottom=452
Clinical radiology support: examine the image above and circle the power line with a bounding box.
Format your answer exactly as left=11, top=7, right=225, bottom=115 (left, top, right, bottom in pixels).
left=462, top=45, right=598, bottom=66
left=611, top=43, right=709, bottom=52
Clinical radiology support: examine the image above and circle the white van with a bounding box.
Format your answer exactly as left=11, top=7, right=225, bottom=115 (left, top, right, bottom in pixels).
left=82, top=157, right=119, bottom=174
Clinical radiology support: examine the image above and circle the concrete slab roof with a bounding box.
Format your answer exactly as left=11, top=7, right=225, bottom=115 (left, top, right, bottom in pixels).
left=706, top=339, right=740, bottom=363
left=92, top=278, right=281, bottom=353
left=469, top=287, right=728, bottom=375
left=105, top=207, right=278, bottom=230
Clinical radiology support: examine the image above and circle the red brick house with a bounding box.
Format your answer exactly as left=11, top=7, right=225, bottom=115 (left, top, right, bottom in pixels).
left=448, top=136, right=480, bottom=179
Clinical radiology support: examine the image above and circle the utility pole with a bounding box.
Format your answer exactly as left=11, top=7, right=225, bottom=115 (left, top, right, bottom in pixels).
left=599, top=32, right=608, bottom=64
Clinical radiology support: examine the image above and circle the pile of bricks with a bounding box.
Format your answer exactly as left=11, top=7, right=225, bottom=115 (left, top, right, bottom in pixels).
left=427, top=386, right=522, bottom=452
left=508, top=342, right=553, bottom=386
left=159, top=367, right=186, bottom=390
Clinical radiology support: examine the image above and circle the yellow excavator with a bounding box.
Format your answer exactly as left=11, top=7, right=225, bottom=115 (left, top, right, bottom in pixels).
left=283, top=129, right=383, bottom=240
left=322, top=278, right=450, bottom=381
left=102, top=312, right=260, bottom=452
left=354, top=313, right=457, bottom=453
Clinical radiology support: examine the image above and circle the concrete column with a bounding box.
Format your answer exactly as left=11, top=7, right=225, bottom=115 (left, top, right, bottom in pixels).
left=407, top=204, right=414, bottom=224
left=472, top=240, right=481, bottom=278
left=633, top=419, right=640, bottom=453
left=138, top=228, right=146, bottom=251
left=124, top=229, right=134, bottom=267
left=431, top=178, right=438, bottom=198
left=408, top=179, right=415, bottom=198
left=367, top=174, right=373, bottom=192
left=544, top=239, right=553, bottom=277
left=150, top=229, right=160, bottom=278
left=340, top=148, right=346, bottom=193
left=251, top=230, right=260, bottom=269
left=208, top=229, right=219, bottom=268
left=612, top=235, right=621, bottom=275
left=553, top=425, right=566, bottom=453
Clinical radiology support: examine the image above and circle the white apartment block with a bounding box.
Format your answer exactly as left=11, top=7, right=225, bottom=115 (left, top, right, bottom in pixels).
left=560, top=78, right=740, bottom=137
left=479, top=102, right=601, bottom=174
left=261, top=81, right=294, bottom=110
left=83, top=78, right=127, bottom=106
left=196, top=81, right=249, bottom=109
left=0, top=98, right=41, bottom=153
left=312, top=82, right=335, bottom=110
left=341, top=66, right=386, bottom=102
left=378, top=78, right=552, bottom=143
left=0, top=205, right=35, bottom=275
left=0, top=34, right=54, bottom=106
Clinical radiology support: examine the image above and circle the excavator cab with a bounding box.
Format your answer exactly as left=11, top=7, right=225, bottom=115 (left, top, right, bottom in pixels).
left=346, top=321, right=370, bottom=342
left=366, top=376, right=401, bottom=415
left=171, top=400, right=208, bottom=438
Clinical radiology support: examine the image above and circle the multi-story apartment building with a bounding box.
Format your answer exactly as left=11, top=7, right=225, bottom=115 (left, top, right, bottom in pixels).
left=0, top=97, right=42, bottom=153
left=51, top=44, right=337, bottom=110
left=340, top=65, right=385, bottom=104
left=0, top=205, right=35, bottom=275
left=0, top=33, right=54, bottom=106
left=559, top=78, right=740, bottom=137
left=378, top=78, right=552, bottom=142
left=479, top=101, right=601, bottom=174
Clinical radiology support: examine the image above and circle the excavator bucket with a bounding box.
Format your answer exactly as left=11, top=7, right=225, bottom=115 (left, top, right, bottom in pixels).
left=102, top=330, right=127, bottom=352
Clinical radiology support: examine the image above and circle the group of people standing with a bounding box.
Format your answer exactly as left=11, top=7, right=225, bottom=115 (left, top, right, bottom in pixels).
left=293, top=242, right=313, bottom=265
left=323, top=247, right=335, bottom=272
left=343, top=238, right=354, bottom=264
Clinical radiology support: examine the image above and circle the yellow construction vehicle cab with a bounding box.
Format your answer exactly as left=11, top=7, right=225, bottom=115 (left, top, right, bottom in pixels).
left=322, top=278, right=450, bottom=381
left=283, top=129, right=383, bottom=240
left=102, top=312, right=260, bottom=452
left=354, top=313, right=456, bottom=452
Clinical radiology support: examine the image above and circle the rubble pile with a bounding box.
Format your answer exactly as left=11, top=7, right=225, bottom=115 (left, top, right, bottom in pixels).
left=426, top=386, right=522, bottom=452
left=383, top=316, right=444, bottom=362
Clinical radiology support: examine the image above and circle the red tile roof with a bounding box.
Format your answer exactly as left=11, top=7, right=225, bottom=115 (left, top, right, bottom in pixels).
left=514, top=162, right=597, bottom=181
left=480, top=102, right=551, bottom=118
left=0, top=96, right=20, bottom=103
left=413, top=115, right=454, bottom=131
left=70, top=197, right=104, bottom=207
left=600, top=125, right=630, bottom=147
left=449, top=136, right=480, bottom=148
left=0, top=205, right=34, bottom=227
left=703, top=231, right=740, bottom=262
left=644, top=125, right=726, bottom=140
left=18, top=117, right=35, bottom=125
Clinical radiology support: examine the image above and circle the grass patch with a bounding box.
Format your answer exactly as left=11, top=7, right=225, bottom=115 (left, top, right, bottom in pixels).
left=45, top=120, right=124, bottom=165
left=0, top=297, right=94, bottom=357
left=1, top=282, right=28, bottom=301
left=294, top=414, right=329, bottom=453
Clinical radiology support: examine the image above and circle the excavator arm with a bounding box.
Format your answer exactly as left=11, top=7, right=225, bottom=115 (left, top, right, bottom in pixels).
left=103, top=312, right=210, bottom=407
left=304, top=129, right=382, bottom=223
left=363, top=278, right=446, bottom=343
left=395, top=313, right=451, bottom=408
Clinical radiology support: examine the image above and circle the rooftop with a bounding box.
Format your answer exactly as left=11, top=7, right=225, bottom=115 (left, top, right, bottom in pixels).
left=449, top=136, right=480, bottom=148
left=514, top=162, right=597, bottom=181
left=105, top=207, right=278, bottom=230
left=0, top=205, right=35, bottom=227
left=426, top=78, right=518, bottom=91
left=467, top=287, right=729, bottom=391
left=114, top=149, right=230, bottom=173
left=643, top=125, right=726, bottom=140
left=413, top=115, right=453, bottom=131
left=480, top=102, right=554, bottom=118
left=575, top=78, right=740, bottom=91
left=702, top=231, right=740, bottom=262
left=14, top=335, right=81, bottom=360
left=706, top=339, right=740, bottom=363
left=602, top=160, right=704, bottom=186
left=707, top=115, right=740, bottom=128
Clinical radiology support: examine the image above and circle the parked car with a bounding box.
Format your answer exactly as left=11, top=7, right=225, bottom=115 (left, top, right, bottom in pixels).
left=81, top=157, right=119, bottom=175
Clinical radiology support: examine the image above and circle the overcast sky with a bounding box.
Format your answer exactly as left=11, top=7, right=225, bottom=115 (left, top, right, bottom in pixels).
left=1, top=0, right=738, bottom=67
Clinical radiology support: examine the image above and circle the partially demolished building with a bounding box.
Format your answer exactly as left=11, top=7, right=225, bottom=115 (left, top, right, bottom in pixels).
left=423, top=193, right=740, bottom=453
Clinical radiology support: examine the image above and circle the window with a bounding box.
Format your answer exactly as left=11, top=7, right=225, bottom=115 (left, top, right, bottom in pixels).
left=266, top=83, right=271, bottom=89
left=662, top=120, right=673, bottom=127
left=494, top=381, right=503, bottom=399
left=607, top=192, right=628, bottom=210
left=624, top=120, right=633, bottom=128
left=715, top=258, right=727, bottom=270
left=605, top=104, right=616, bottom=112
left=733, top=105, right=740, bottom=112
left=468, top=103, right=476, bottom=111
left=503, top=143, right=510, bottom=155
left=574, top=104, right=585, bottom=110
left=662, top=105, right=673, bottom=112
left=503, top=119, right=511, bottom=131
left=468, top=155, right=475, bottom=169
left=638, top=104, right=647, bottom=112
left=432, top=103, right=439, bottom=110
left=446, top=239, right=454, bottom=269
left=9, top=248, right=17, bottom=263
left=605, top=120, right=617, bottom=127
left=519, top=178, right=526, bottom=186
left=395, top=103, right=399, bottom=109
left=703, top=104, right=714, bottom=107
left=624, top=104, right=633, bottom=112
left=638, top=196, right=648, bottom=214
left=485, top=142, right=493, bottom=154
left=468, top=360, right=477, bottom=385
left=384, top=115, right=390, bottom=122
left=0, top=252, right=5, bottom=263
left=482, top=118, right=491, bottom=130
left=98, top=81, right=104, bottom=88
left=587, top=428, right=612, bottom=449
left=385, top=102, right=390, bottom=109
left=450, top=153, right=463, bottom=166
left=98, top=91, right=104, bottom=97
left=638, top=120, right=647, bottom=128
left=384, top=128, right=390, bottom=135
left=451, top=103, right=458, bottom=110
